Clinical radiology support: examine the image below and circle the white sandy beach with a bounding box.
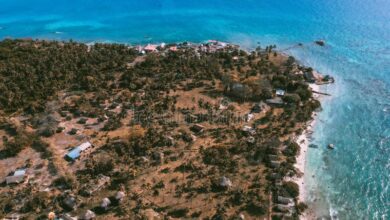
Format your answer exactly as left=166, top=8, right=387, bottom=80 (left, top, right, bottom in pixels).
left=294, top=83, right=321, bottom=220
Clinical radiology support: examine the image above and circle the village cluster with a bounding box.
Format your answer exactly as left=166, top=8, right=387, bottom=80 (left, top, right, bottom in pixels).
left=0, top=39, right=333, bottom=220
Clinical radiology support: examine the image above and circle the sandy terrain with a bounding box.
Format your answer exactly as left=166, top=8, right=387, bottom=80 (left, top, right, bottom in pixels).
left=294, top=83, right=323, bottom=220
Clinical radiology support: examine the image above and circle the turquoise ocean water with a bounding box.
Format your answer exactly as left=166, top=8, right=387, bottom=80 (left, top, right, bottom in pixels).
left=1, top=0, right=389, bottom=219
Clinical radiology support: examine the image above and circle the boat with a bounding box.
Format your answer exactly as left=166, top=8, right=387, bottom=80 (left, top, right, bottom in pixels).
left=315, top=40, right=326, bottom=46
left=328, top=143, right=335, bottom=149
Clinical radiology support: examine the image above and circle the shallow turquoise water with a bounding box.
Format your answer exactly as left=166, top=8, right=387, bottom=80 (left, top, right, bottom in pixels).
left=1, top=0, right=389, bottom=218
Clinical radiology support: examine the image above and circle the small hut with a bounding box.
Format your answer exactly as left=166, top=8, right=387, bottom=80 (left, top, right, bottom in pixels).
left=101, top=198, right=111, bottom=210
left=115, top=191, right=125, bottom=202
left=275, top=89, right=285, bottom=96
left=190, top=124, right=205, bottom=133
left=80, top=210, right=96, bottom=220
left=63, top=195, right=77, bottom=210
left=6, top=168, right=27, bottom=185
left=48, top=212, right=56, bottom=220
left=220, top=176, right=232, bottom=188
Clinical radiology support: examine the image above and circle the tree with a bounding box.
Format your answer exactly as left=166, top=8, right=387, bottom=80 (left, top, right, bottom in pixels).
left=283, top=94, right=301, bottom=104
left=282, top=181, right=299, bottom=198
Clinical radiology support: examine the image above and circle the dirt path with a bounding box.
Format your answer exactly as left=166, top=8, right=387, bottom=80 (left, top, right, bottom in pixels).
left=268, top=192, right=272, bottom=220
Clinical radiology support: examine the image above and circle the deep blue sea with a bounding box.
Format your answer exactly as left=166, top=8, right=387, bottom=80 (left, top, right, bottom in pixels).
left=1, top=0, right=389, bottom=219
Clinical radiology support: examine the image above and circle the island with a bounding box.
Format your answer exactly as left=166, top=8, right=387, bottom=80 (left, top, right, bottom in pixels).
left=0, top=39, right=330, bottom=220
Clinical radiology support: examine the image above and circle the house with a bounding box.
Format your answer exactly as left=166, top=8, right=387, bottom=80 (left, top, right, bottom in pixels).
left=275, top=89, right=285, bottom=96
left=63, top=195, right=78, bottom=210
left=246, top=113, right=255, bottom=122
left=169, top=46, right=178, bottom=51
left=48, top=212, right=56, bottom=220
left=135, top=45, right=145, bottom=54
left=266, top=97, right=284, bottom=106
left=101, top=198, right=111, bottom=210
left=82, top=174, right=111, bottom=195
left=250, top=104, right=262, bottom=113
left=270, top=161, right=281, bottom=168
left=219, top=176, right=232, bottom=188
left=242, top=125, right=256, bottom=135
left=115, top=191, right=125, bottom=202
left=268, top=173, right=282, bottom=181
left=277, top=196, right=294, bottom=205
left=65, top=141, right=92, bottom=161
left=60, top=214, right=77, bottom=220
left=144, top=44, right=157, bottom=52
left=3, top=213, right=20, bottom=220
left=6, top=169, right=27, bottom=185
left=185, top=114, right=198, bottom=123
left=276, top=204, right=293, bottom=212
left=152, top=152, right=164, bottom=164
left=80, top=210, right=96, bottom=220
left=219, top=98, right=230, bottom=110
left=268, top=155, right=278, bottom=161
left=190, top=124, right=205, bottom=133
left=246, top=136, right=255, bottom=144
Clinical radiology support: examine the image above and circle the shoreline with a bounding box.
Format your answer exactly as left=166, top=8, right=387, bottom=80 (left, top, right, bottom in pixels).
left=294, top=83, right=322, bottom=219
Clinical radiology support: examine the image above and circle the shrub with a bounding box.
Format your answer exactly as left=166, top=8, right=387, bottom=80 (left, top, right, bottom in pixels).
left=296, top=202, right=308, bottom=214
left=245, top=200, right=266, bottom=216
left=282, top=181, right=299, bottom=198
left=53, top=175, right=76, bottom=190
left=68, top=128, right=78, bottom=135
left=282, top=142, right=300, bottom=157
left=168, top=208, right=189, bottom=218
left=283, top=94, right=301, bottom=104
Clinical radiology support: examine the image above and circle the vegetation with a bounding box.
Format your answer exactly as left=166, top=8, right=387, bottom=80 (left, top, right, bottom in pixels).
left=0, top=39, right=322, bottom=219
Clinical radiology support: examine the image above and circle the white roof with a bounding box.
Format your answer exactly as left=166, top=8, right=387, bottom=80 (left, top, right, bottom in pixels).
left=276, top=89, right=285, bottom=96
left=78, top=142, right=92, bottom=151
left=144, top=44, right=157, bottom=51
left=81, top=210, right=96, bottom=220
left=220, top=176, right=232, bottom=187
left=115, top=191, right=125, bottom=200
left=101, top=198, right=111, bottom=207
left=6, top=175, right=25, bottom=184
left=242, top=125, right=253, bottom=131
left=14, top=169, right=26, bottom=176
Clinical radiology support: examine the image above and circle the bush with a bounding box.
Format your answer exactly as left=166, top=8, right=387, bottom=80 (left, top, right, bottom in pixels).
left=282, top=142, right=300, bottom=157
left=68, top=128, right=78, bottom=135
left=31, top=137, right=52, bottom=158
left=77, top=118, right=87, bottom=124
left=282, top=181, right=299, bottom=198
left=296, top=88, right=312, bottom=101
left=245, top=200, right=266, bottom=216
left=283, top=94, right=301, bottom=104
left=296, top=202, right=308, bottom=214
left=53, top=175, right=76, bottom=190
left=168, top=208, right=189, bottom=218
left=38, top=127, right=55, bottom=137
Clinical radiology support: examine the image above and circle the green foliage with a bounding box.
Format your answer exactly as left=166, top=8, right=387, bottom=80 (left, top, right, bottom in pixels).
left=0, top=39, right=137, bottom=113
left=283, top=94, right=301, bottom=104
left=282, top=181, right=300, bottom=198
left=296, top=202, right=308, bottom=214
left=245, top=200, right=266, bottom=216
left=53, top=175, right=76, bottom=190
left=168, top=208, right=189, bottom=218
left=282, top=142, right=300, bottom=157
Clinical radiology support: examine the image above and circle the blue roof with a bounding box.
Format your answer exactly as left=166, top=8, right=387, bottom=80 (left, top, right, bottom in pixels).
left=66, top=147, right=82, bottom=160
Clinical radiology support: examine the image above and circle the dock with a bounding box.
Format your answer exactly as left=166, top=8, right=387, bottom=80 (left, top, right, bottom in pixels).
left=312, top=90, right=331, bottom=96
